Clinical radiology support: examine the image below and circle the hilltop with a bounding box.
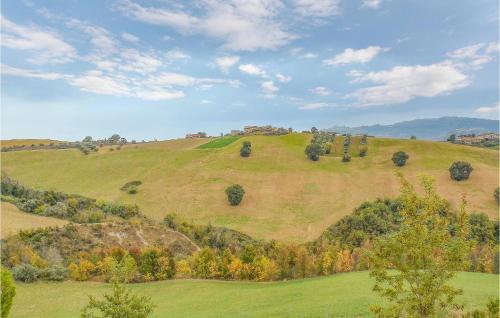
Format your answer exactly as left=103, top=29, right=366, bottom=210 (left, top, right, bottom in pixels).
left=1, top=133, right=498, bottom=242
left=328, top=117, right=499, bottom=141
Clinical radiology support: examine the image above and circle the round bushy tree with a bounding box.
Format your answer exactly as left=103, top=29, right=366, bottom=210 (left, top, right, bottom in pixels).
left=12, top=264, right=39, bottom=283
left=240, top=141, right=252, bottom=157
left=449, top=161, right=473, bottom=181
left=342, top=153, right=351, bottom=162
left=225, top=184, right=245, bottom=206
left=495, top=188, right=499, bottom=205
left=1, top=267, right=16, bottom=318
left=392, top=151, right=409, bottom=167
left=305, top=143, right=323, bottom=161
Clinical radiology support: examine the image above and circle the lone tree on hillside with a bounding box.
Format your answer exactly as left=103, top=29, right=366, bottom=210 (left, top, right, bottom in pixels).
left=495, top=188, right=499, bottom=205
left=1, top=267, right=16, bottom=318
left=370, top=175, right=470, bottom=317
left=449, top=161, right=473, bottom=181
left=240, top=141, right=252, bottom=157
left=342, top=135, right=352, bottom=162
left=225, top=184, right=245, bottom=206
left=305, top=143, right=323, bottom=161
left=392, top=151, right=409, bottom=166
left=311, top=127, right=318, bottom=134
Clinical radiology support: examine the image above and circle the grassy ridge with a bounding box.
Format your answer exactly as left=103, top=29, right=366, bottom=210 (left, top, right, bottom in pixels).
left=1, top=134, right=498, bottom=242
left=10, top=271, right=499, bottom=318
left=197, top=136, right=241, bottom=149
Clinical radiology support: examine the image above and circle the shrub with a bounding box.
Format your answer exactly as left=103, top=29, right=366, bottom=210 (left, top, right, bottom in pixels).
left=240, top=141, right=252, bottom=157
left=494, top=188, right=499, bottom=205
left=40, top=266, right=69, bottom=281
left=449, top=161, right=473, bottom=181
left=342, top=153, right=351, bottom=162
left=68, top=260, right=96, bottom=281
left=225, top=184, right=245, bottom=206
left=1, top=267, right=16, bottom=318
left=12, top=264, right=40, bottom=282
left=44, top=202, right=72, bottom=218
left=305, top=143, right=323, bottom=161
left=359, top=147, right=367, bottom=157
left=392, top=151, right=409, bottom=166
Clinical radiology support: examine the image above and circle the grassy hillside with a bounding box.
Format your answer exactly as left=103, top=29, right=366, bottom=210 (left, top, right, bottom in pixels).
left=0, top=202, right=68, bottom=238
left=2, top=134, right=498, bottom=242
left=1, top=139, right=64, bottom=147
left=10, top=271, right=499, bottom=318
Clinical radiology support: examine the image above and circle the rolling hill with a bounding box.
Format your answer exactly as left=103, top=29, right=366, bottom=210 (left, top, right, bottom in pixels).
left=9, top=271, right=499, bottom=318
left=328, top=117, right=499, bottom=141
left=1, top=134, right=498, bottom=242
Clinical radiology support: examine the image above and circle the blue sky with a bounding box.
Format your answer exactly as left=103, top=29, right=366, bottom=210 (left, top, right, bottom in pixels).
left=1, top=0, right=499, bottom=140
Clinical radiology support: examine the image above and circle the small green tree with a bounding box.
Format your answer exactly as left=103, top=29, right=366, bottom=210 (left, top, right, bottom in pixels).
left=1, top=267, right=16, bottom=318
left=305, top=143, right=323, bottom=161
left=240, top=141, right=252, bottom=157
left=311, top=127, right=318, bottom=134
left=410, top=136, right=416, bottom=140
left=359, top=146, right=367, bottom=157
left=391, top=151, right=409, bottom=166
left=225, top=184, right=245, bottom=206
left=370, top=175, right=470, bottom=317
left=449, top=161, right=473, bottom=181
left=495, top=187, right=499, bottom=205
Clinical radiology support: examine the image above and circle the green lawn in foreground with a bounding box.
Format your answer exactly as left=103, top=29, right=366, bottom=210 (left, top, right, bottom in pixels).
left=196, top=136, right=241, bottom=149
left=10, top=271, right=499, bottom=318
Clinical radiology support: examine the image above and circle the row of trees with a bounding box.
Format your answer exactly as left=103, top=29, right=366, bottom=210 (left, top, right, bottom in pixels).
left=305, top=129, right=369, bottom=162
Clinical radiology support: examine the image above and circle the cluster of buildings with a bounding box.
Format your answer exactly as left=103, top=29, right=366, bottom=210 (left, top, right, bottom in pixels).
left=185, top=132, right=207, bottom=139
left=455, top=132, right=499, bottom=145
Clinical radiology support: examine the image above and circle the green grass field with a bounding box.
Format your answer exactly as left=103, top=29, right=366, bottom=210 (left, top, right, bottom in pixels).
left=10, top=271, right=499, bottom=318
left=1, top=134, right=498, bottom=242
left=197, top=136, right=241, bottom=149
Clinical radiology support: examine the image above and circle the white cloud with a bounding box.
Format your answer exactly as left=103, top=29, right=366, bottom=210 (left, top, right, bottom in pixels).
left=1, top=15, right=77, bottom=64
left=1, top=64, right=65, bottom=80
left=239, top=64, right=267, bottom=77
left=214, top=55, right=240, bottom=72
left=135, top=88, right=185, bottom=101
left=301, top=52, right=318, bottom=59
left=324, top=46, right=389, bottom=66
left=119, top=49, right=162, bottom=74
left=447, top=42, right=499, bottom=69
left=261, top=80, right=279, bottom=95
left=276, top=73, right=292, bottom=83
left=299, top=102, right=329, bottom=110
left=347, top=62, right=470, bottom=107
left=295, top=0, right=341, bottom=17
left=69, top=70, right=131, bottom=96
left=310, top=86, right=331, bottom=96
left=121, top=32, right=139, bottom=43
left=66, top=18, right=116, bottom=55
left=165, top=48, right=190, bottom=60
left=362, top=0, right=382, bottom=9
left=475, top=103, right=500, bottom=114
left=115, top=0, right=296, bottom=51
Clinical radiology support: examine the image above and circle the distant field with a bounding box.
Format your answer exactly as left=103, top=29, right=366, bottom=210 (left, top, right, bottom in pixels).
left=1, top=134, right=498, bottom=242
left=10, top=271, right=499, bottom=318
left=196, top=136, right=241, bottom=149
left=1, top=139, right=64, bottom=147
left=0, top=202, right=68, bottom=238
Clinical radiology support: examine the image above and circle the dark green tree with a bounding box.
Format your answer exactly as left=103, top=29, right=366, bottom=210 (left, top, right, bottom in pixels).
left=225, top=184, right=245, bottom=206
left=494, top=188, right=499, bottom=205
left=391, top=151, right=409, bottom=167
left=311, top=127, right=318, bottom=134
left=449, top=161, right=473, bottom=181
left=1, top=267, right=16, bottom=318
left=305, top=143, right=323, bottom=161
left=240, top=141, right=252, bottom=157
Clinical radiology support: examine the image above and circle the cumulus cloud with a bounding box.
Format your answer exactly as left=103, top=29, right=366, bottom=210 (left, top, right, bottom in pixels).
left=475, top=103, right=500, bottom=114
left=214, top=55, right=240, bottom=73
left=294, top=0, right=341, bottom=18
left=310, top=86, right=331, bottom=96
left=261, top=80, right=279, bottom=95
left=239, top=64, right=267, bottom=77
left=69, top=70, right=131, bottom=96
left=66, top=18, right=117, bottom=56
left=447, top=42, right=499, bottom=69
left=299, top=102, right=329, bottom=110
left=165, top=48, right=190, bottom=61
left=324, top=46, right=389, bottom=66
left=115, top=0, right=295, bottom=51
left=347, top=62, right=470, bottom=107
left=362, top=0, right=382, bottom=9
left=276, top=73, right=292, bottom=82
left=1, top=15, right=77, bottom=64
left=121, top=32, right=139, bottom=43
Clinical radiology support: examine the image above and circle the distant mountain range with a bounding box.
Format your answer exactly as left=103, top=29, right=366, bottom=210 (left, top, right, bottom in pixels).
left=327, top=117, right=499, bottom=141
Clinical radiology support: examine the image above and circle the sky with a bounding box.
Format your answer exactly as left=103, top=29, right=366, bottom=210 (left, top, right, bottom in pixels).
left=1, top=0, right=499, bottom=141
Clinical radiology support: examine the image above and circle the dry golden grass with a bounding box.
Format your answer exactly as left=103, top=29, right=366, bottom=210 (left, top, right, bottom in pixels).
left=1, top=139, right=64, bottom=147
left=0, top=202, right=68, bottom=238
left=2, top=134, right=498, bottom=242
